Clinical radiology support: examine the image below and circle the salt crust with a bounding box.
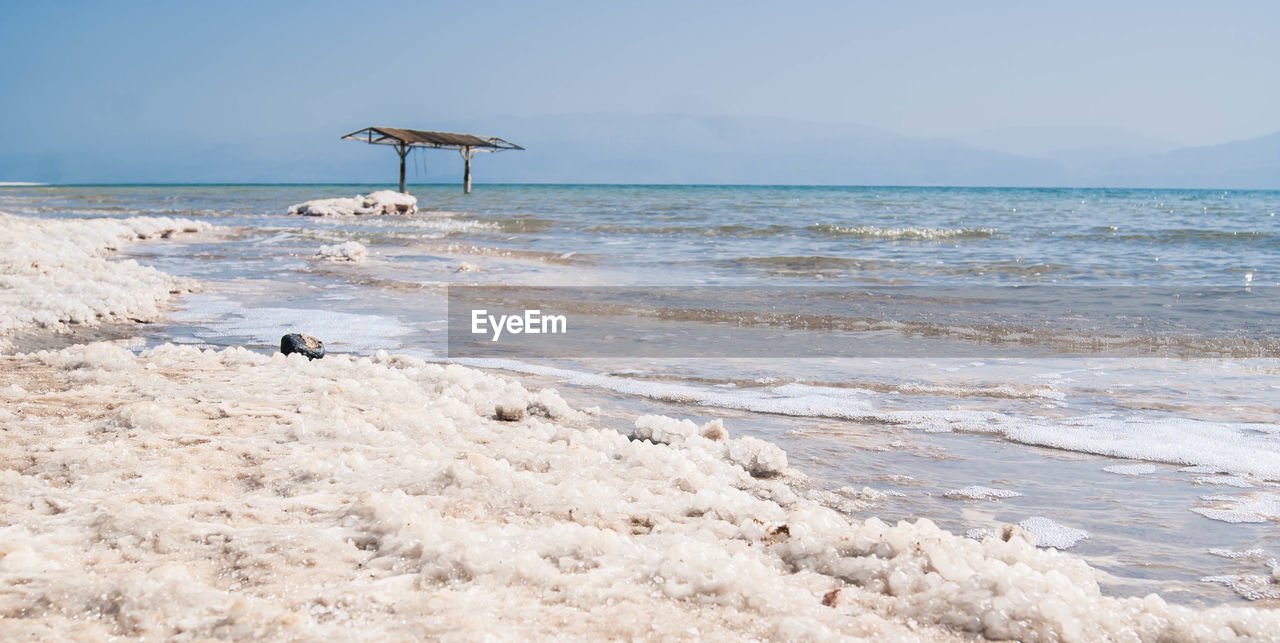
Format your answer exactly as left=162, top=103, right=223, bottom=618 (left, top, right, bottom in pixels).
left=1192, top=492, right=1280, bottom=524
left=1103, top=464, right=1158, bottom=476
left=287, top=191, right=417, bottom=217
left=0, top=344, right=1277, bottom=640
left=943, top=486, right=1023, bottom=501
left=1202, top=550, right=1280, bottom=601
left=1017, top=517, right=1090, bottom=550
left=0, top=212, right=208, bottom=350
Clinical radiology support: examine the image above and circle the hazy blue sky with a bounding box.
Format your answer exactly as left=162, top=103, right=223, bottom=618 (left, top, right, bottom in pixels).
left=3, top=1, right=1279, bottom=183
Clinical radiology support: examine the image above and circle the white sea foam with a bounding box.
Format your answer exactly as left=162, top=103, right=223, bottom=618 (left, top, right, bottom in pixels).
left=384, top=217, right=500, bottom=234
left=1208, top=548, right=1267, bottom=560
left=808, top=224, right=998, bottom=240
left=455, top=358, right=1280, bottom=481
left=0, top=212, right=209, bottom=350
left=2, top=343, right=1278, bottom=639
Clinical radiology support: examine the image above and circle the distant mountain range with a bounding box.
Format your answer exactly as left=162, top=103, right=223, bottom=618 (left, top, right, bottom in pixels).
left=2, top=113, right=1278, bottom=188
left=451, top=114, right=1280, bottom=188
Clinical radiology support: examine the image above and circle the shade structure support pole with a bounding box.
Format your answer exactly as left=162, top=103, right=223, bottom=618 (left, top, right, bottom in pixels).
left=396, top=143, right=410, bottom=193
left=460, top=147, right=476, bottom=194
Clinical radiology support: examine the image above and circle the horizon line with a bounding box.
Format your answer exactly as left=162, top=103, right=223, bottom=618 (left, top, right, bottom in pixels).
left=3, top=181, right=1278, bottom=192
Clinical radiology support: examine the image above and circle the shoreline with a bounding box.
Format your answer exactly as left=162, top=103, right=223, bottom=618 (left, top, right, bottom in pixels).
left=2, top=209, right=1279, bottom=639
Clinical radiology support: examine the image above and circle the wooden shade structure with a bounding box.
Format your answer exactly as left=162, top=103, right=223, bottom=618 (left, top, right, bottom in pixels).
left=342, top=127, right=523, bottom=194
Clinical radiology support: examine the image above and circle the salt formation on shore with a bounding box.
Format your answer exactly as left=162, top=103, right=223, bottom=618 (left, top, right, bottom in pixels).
left=315, top=241, right=369, bottom=263
left=1, top=344, right=1278, bottom=640
left=287, top=191, right=417, bottom=216
left=0, top=212, right=208, bottom=351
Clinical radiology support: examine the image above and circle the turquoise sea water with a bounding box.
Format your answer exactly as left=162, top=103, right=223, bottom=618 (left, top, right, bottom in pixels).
left=3, top=184, right=1279, bottom=604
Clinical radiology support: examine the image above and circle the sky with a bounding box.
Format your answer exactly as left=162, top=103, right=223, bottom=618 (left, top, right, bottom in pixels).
left=2, top=1, right=1279, bottom=184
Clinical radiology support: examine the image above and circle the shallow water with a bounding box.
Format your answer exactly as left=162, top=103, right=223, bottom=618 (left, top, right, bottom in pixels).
left=3, top=183, right=1278, bottom=605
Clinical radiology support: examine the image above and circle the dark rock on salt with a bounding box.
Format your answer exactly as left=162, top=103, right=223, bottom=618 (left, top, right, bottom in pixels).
left=822, top=588, right=841, bottom=607
left=280, top=333, right=325, bottom=360
left=494, top=404, right=526, bottom=422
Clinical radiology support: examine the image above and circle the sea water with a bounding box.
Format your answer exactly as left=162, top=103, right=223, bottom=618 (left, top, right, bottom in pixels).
left=2, top=183, right=1277, bottom=604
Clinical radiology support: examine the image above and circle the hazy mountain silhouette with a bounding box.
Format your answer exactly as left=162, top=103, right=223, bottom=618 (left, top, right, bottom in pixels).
left=1091, top=131, right=1280, bottom=189
left=423, top=113, right=1067, bottom=186
left=2, top=112, right=1279, bottom=188
left=413, top=114, right=1280, bottom=188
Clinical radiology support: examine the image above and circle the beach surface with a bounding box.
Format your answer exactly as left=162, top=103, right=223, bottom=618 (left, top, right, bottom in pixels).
left=1, top=191, right=1279, bottom=640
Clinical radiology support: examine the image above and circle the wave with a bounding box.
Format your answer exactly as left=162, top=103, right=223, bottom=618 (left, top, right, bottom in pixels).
left=807, top=225, right=999, bottom=240
left=468, top=217, right=557, bottom=233
left=1067, top=227, right=1275, bottom=244
left=729, top=256, right=1066, bottom=279
left=585, top=223, right=794, bottom=238
left=602, top=371, right=1065, bottom=401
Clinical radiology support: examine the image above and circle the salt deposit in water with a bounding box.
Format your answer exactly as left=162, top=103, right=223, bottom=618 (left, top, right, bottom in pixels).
left=1103, top=463, right=1158, bottom=476
left=287, top=191, right=417, bottom=216
left=1193, top=475, right=1257, bottom=489
left=1192, top=492, right=1280, bottom=524
left=1201, top=572, right=1280, bottom=601
left=1017, top=517, right=1091, bottom=549
left=315, top=241, right=369, bottom=263
left=943, top=486, right=1023, bottom=500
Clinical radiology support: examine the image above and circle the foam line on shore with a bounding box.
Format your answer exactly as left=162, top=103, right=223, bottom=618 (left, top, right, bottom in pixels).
left=457, top=358, right=1280, bottom=480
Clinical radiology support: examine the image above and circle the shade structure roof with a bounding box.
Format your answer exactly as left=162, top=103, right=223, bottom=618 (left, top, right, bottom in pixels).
left=342, top=126, right=523, bottom=151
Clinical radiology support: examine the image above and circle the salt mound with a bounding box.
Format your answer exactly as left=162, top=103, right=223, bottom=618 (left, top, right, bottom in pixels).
left=634, top=414, right=703, bottom=444
left=0, top=345, right=1277, bottom=638
left=725, top=435, right=788, bottom=476
left=0, top=212, right=208, bottom=350
left=315, top=241, right=368, bottom=263
left=287, top=191, right=417, bottom=216
left=633, top=415, right=785, bottom=477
